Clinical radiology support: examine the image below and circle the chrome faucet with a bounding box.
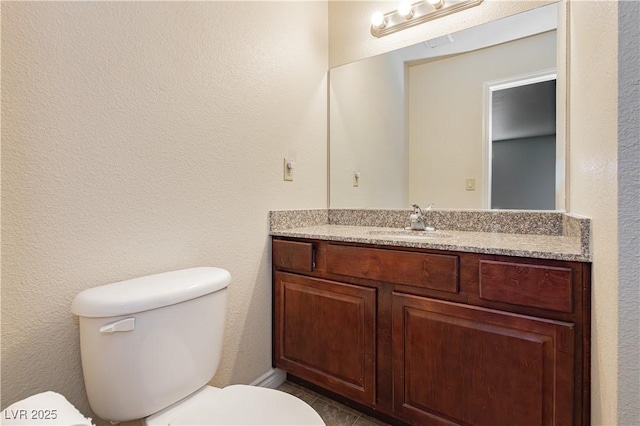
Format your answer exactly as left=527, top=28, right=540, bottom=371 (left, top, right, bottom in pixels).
left=408, top=203, right=436, bottom=231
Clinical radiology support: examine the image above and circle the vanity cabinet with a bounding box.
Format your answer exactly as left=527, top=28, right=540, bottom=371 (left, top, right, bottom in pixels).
left=272, top=238, right=590, bottom=426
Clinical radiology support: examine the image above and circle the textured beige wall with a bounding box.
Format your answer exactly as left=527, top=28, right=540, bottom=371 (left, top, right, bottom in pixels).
left=1, top=0, right=327, bottom=421
left=408, top=32, right=556, bottom=208
left=567, top=1, right=618, bottom=424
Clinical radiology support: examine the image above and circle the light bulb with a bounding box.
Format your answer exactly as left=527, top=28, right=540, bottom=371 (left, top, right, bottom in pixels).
left=397, top=1, right=414, bottom=19
left=371, top=11, right=386, bottom=29
left=427, top=0, right=445, bottom=9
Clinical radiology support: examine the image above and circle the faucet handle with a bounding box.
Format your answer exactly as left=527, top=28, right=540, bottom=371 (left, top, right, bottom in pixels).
left=412, top=203, right=435, bottom=213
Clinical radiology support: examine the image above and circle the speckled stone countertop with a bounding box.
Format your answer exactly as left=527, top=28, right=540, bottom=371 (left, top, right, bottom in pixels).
left=270, top=209, right=591, bottom=262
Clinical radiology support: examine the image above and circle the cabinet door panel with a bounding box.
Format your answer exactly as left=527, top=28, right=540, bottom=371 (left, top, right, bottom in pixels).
left=392, top=293, right=574, bottom=426
left=274, top=272, right=376, bottom=406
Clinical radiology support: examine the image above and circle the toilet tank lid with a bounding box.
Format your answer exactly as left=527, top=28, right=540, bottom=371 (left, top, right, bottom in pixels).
left=71, top=267, right=231, bottom=318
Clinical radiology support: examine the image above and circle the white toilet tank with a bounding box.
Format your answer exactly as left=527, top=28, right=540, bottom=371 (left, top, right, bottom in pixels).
left=71, top=267, right=231, bottom=423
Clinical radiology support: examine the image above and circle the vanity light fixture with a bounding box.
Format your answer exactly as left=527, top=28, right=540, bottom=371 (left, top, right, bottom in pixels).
left=370, top=0, right=483, bottom=38
left=371, top=11, right=387, bottom=30
left=397, top=1, right=415, bottom=19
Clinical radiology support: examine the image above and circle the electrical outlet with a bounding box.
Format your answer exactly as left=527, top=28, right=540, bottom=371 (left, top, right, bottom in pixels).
left=284, top=158, right=295, bottom=181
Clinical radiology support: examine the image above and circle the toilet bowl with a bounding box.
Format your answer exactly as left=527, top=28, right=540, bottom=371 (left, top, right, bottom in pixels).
left=71, top=267, right=324, bottom=425
left=145, top=385, right=322, bottom=425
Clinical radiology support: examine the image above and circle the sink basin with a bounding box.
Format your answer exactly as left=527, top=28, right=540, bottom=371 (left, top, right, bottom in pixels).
left=368, top=230, right=453, bottom=239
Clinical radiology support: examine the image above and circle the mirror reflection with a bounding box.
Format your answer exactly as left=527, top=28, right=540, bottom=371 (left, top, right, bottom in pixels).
left=329, top=3, right=561, bottom=210
left=489, top=73, right=556, bottom=209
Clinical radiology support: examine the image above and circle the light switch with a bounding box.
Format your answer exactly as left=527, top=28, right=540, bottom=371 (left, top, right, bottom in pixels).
left=284, top=158, right=295, bottom=181
left=465, top=178, right=475, bottom=191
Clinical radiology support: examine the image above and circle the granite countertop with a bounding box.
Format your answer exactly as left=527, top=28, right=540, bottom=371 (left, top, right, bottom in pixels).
left=271, top=224, right=588, bottom=262
left=269, top=209, right=592, bottom=262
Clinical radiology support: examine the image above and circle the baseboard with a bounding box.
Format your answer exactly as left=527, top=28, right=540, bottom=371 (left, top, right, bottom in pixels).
left=250, top=368, right=286, bottom=389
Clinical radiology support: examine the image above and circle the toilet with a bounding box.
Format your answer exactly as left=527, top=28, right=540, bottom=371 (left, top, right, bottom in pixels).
left=71, top=267, right=324, bottom=425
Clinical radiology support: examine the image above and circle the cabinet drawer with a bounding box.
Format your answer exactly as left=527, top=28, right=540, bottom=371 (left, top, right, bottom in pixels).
left=273, top=240, right=313, bottom=272
left=479, top=260, right=573, bottom=312
left=326, top=244, right=459, bottom=293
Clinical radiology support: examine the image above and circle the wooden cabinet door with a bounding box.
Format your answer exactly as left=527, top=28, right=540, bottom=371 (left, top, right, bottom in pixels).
left=392, top=293, right=575, bottom=426
left=274, top=272, right=377, bottom=406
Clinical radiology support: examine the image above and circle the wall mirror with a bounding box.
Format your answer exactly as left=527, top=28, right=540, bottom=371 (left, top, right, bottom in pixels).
left=329, top=3, right=564, bottom=211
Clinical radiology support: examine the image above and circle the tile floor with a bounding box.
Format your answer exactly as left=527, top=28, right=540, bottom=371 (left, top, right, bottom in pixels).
left=277, top=381, right=391, bottom=426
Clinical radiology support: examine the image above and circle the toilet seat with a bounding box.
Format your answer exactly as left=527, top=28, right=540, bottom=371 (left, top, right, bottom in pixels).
left=145, top=385, right=324, bottom=426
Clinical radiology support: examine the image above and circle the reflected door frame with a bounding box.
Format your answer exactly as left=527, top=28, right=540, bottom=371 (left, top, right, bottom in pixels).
left=482, top=69, right=559, bottom=210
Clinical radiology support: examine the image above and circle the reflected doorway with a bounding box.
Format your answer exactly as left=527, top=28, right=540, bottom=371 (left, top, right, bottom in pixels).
left=484, top=71, right=557, bottom=210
